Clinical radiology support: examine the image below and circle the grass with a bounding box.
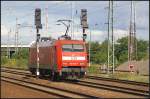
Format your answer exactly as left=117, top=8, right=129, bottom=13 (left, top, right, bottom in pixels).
left=87, top=64, right=149, bottom=83
left=1, top=59, right=149, bottom=83
left=1, top=58, right=28, bottom=69
left=87, top=64, right=100, bottom=74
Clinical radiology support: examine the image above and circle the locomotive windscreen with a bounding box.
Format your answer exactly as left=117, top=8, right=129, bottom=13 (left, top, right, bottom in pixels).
left=62, top=44, right=84, bottom=52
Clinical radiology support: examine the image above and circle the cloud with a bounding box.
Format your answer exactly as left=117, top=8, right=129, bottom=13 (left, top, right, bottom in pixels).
left=86, top=29, right=128, bottom=42
left=1, top=25, right=8, bottom=36
left=49, top=28, right=128, bottom=42
left=1, top=1, right=148, bottom=45
left=113, top=29, right=128, bottom=40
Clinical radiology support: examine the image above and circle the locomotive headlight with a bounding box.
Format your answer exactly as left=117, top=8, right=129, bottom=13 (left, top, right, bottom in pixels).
left=80, top=62, right=85, bottom=65
left=63, top=62, right=67, bottom=65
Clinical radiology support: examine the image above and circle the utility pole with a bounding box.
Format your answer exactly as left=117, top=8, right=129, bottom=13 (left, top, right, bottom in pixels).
left=15, top=18, right=19, bottom=53
left=111, top=1, right=115, bottom=73
left=133, top=2, right=137, bottom=60
left=45, top=7, right=48, bottom=36
left=72, top=1, right=75, bottom=40
left=89, top=30, right=91, bottom=67
left=7, top=29, right=11, bottom=58
left=128, top=1, right=132, bottom=72
left=70, top=1, right=73, bottom=39
left=128, top=1, right=136, bottom=72
left=35, top=8, right=42, bottom=78
left=70, top=1, right=75, bottom=40
left=107, top=1, right=110, bottom=74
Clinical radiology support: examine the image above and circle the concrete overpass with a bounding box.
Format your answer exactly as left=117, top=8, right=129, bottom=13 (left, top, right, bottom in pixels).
left=1, top=44, right=30, bottom=58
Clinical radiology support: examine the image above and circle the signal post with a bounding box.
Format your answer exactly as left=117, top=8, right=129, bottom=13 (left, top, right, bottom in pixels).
left=35, top=8, right=42, bottom=78
left=81, top=9, right=88, bottom=41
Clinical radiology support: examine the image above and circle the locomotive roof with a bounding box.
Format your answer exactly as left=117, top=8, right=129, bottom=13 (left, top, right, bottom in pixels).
left=30, top=39, right=56, bottom=48
left=30, top=39, right=84, bottom=48
left=57, top=39, right=84, bottom=43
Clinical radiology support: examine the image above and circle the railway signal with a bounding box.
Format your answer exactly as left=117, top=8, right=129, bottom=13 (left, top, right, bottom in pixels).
left=35, top=8, right=42, bottom=78
left=81, top=9, right=88, bottom=29
left=35, top=8, right=42, bottom=29
left=81, top=9, right=88, bottom=41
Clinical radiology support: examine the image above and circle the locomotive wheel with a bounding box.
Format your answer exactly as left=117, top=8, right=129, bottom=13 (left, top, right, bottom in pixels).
left=30, top=68, right=36, bottom=75
left=55, top=73, right=61, bottom=81
left=51, top=72, right=60, bottom=81
left=39, top=69, right=45, bottom=77
left=51, top=71, right=55, bottom=81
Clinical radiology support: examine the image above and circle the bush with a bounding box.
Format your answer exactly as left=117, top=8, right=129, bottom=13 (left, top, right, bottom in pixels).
left=12, top=48, right=29, bottom=59
left=87, top=64, right=100, bottom=74
left=7, top=59, right=17, bottom=66
left=16, top=58, right=28, bottom=68
left=1, top=56, right=8, bottom=65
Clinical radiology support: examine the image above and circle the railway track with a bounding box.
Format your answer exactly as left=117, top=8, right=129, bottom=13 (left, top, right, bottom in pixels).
left=74, top=79, right=149, bottom=97
left=1, top=75, right=99, bottom=98
left=2, top=66, right=149, bottom=85
left=1, top=76, right=68, bottom=98
left=2, top=67, right=149, bottom=86
left=1, top=67, right=149, bottom=98
left=86, top=75, right=149, bottom=86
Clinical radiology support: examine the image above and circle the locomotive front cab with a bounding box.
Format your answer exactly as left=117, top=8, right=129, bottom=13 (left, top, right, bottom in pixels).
left=59, top=40, right=88, bottom=79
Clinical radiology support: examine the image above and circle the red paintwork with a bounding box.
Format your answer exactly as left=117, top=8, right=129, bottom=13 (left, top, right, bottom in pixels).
left=29, top=39, right=88, bottom=73
left=62, top=52, right=87, bottom=66
left=54, top=40, right=88, bottom=72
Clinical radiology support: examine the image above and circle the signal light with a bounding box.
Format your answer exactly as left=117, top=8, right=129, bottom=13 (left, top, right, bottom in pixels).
left=83, top=34, right=87, bottom=40
left=35, top=8, right=42, bottom=29
left=81, top=9, right=88, bottom=29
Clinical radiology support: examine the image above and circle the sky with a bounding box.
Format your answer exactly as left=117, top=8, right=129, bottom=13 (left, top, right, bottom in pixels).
left=1, top=1, right=149, bottom=45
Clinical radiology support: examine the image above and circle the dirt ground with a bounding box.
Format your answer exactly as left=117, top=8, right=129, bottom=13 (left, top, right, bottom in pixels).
left=1, top=81, right=60, bottom=98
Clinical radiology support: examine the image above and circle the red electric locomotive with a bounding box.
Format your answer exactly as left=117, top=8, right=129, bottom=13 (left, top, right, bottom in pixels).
left=28, top=36, right=88, bottom=80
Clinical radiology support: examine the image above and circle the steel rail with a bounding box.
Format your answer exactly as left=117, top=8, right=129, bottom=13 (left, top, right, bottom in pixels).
left=3, top=69, right=149, bottom=96
left=2, top=67, right=149, bottom=97
left=86, top=75, right=149, bottom=86
left=63, top=80, right=149, bottom=97
left=2, top=67, right=149, bottom=86
left=2, top=69, right=149, bottom=93
left=1, top=76, right=72, bottom=98
left=1, top=75, right=99, bottom=98
left=78, top=80, right=149, bottom=95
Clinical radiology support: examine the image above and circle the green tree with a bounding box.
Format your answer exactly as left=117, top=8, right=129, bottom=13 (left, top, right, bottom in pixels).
left=12, top=48, right=29, bottom=59
left=136, top=40, right=149, bottom=60
left=115, top=37, right=128, bottom=64
left=88, top=36, right=148, bottom=65
left=90, top=41, right=101, bottom=64
left=115, top=36, right=148, bottom=64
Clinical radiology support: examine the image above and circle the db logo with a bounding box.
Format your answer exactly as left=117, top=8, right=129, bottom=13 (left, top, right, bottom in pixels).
left=71, top=56, right=77, bottom=60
